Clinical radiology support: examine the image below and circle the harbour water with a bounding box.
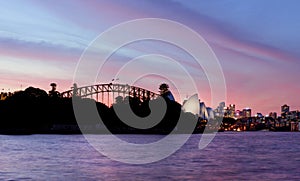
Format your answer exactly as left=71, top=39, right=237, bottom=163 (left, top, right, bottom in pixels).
left=1, top=132, right=300, bottom=180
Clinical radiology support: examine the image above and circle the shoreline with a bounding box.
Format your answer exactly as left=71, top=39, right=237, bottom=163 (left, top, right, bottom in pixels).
left=0, top=128, right=296, bottom=136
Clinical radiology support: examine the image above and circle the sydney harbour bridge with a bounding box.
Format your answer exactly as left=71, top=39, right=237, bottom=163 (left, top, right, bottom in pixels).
left=59, top=82, right=212, bottom=120
left=60, top=83, right=159, bottom=106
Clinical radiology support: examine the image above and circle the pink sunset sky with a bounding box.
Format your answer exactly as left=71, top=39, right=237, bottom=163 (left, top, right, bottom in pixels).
left=1, top=0, right=300, bottom=115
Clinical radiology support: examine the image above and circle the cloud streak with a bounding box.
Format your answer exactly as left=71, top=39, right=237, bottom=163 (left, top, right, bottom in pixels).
left=0, top=0, right=299, bottom=114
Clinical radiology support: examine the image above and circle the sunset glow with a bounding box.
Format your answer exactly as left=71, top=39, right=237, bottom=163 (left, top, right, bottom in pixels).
left=1, top=0, right=300, bottom=114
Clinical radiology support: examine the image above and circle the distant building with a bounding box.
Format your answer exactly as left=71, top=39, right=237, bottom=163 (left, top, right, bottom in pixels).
left=242, top=108, right=252, bottom=118
left=214, top=102, right=226, bottom=117
left=206, top=107, right=215, bottom=120
left=228, top=104, right=235, bottom=118
left=288, top=110, right=299, bottom=120
left=199, top=102, right=209, bottom=120
left=219, top=102, right=225, bottom=112
left=235, top=110, right=242, bottom=119
left=281, top=104, right=290, bottom=118
left=256, top=113, right=263, bottom=118
left=269, top=112, right=277, bottom=119
left=223, top=107, right=229, bottom=117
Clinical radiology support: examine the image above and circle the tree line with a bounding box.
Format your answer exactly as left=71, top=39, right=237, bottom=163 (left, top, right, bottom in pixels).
left=0, top=86, right=205, bottom=134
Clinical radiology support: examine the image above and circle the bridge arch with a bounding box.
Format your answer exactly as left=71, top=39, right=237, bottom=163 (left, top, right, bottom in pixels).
left=61, top=83, right=159, bottom=105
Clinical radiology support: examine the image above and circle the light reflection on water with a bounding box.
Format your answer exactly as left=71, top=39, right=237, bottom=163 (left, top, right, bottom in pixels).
left=0, top=132, right=300, bottom=180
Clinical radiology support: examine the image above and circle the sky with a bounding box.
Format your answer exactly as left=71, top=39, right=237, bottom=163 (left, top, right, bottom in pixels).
left=1, top=0, right=300, bottom=114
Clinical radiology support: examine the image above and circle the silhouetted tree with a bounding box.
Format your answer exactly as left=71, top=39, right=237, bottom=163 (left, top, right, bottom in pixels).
left=49, top=83, right=60, bottom=98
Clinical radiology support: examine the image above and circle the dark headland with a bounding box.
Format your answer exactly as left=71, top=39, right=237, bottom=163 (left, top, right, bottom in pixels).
left=0, top=85, right=210, bottom=135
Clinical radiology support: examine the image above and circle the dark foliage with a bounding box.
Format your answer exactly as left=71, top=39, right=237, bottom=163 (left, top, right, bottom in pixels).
left=0, top=87, right=199, bottom=134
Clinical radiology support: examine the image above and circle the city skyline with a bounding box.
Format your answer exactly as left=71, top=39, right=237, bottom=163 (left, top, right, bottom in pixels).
left=1, top=0, right=300, bottom=115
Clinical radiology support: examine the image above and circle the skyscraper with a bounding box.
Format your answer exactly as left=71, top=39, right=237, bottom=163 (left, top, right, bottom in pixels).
left=229, top=104, right=235, bottom=118
left=214, top=102, right=226, bottom=117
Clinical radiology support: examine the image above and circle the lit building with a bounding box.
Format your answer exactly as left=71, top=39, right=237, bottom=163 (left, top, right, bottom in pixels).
left=199, top=102, right=209, bottom=120
left=281, top=104, right=290, bottom=118
left=214, top=102, right=226, bottom=117
left=183, top=98, right=214, bottom=120
left=256, top=113, right=263, bottom=118
left=206, top=107, right=215, bottom=120
left=235, top=110, right=242, bottom=119
left=228, top=104, right=235, bottom=118
left=223, top=107, right=229, bottom=117
left=242, top=108, right=252, bottom=118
